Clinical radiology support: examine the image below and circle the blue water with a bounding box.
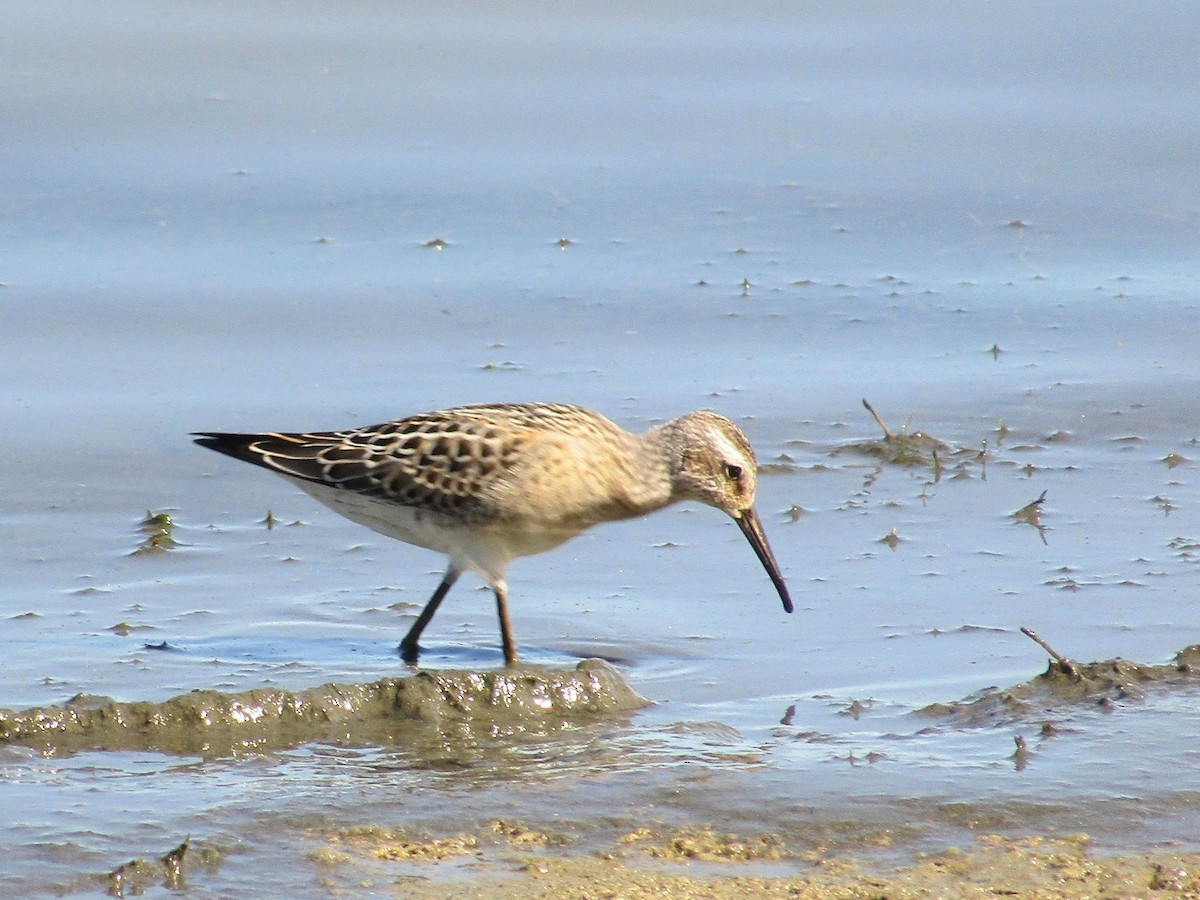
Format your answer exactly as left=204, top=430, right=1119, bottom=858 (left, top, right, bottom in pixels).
left=2, top=1, right=1199, bottom=894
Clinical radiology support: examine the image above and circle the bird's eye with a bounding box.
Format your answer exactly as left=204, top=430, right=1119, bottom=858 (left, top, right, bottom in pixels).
left=725, top=464, right=743, bottom=481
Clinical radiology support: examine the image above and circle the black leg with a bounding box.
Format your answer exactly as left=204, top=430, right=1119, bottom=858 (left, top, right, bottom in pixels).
left=399, top=569, right=459, bottom=664
left=494, top=580, right=518, bottom=666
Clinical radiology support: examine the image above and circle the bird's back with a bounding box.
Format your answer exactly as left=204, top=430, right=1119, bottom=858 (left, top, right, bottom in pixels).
left=195, top=402, right=651, bottom=525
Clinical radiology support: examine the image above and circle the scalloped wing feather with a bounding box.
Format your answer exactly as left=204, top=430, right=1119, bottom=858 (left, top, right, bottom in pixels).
left=193, top=403, right=618, bottom=521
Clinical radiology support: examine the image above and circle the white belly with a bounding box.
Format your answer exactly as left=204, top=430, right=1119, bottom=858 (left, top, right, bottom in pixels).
left=284, top=476, right=580, bottom=580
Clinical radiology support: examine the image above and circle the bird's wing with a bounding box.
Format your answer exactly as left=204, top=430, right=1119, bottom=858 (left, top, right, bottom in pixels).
left=194, top=408, right=537, bottom=519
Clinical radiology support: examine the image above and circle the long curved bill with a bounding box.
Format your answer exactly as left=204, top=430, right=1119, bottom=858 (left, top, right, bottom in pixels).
left=735, top=507, right=793, bottom=614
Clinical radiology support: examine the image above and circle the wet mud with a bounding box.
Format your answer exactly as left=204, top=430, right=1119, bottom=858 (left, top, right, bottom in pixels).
left=62, top=798, right=1200, bottom=898
left=0, top=659, right=645, bottom=757
left=300, top=823, right=1200, bottom=899
left=89, top=838, right=223, bottom=899
left=839, top=398, right=961, bottom=468
left=917, top=644, right=1200, bottom=729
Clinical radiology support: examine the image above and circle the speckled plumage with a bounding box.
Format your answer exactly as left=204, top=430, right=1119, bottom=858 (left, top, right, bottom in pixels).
left=194, top=402, right=791, bottom=665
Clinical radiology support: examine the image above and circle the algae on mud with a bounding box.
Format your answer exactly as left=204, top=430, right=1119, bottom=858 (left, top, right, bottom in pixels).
left=48, top=836, right=224, bottom=898
left=130, top=509, right=178, bottom=555
left=916, top=644, right=1200, bottom=729
left=0, top=659, right=645, bottom=756
left=304, top=824, right=1200, bottom=900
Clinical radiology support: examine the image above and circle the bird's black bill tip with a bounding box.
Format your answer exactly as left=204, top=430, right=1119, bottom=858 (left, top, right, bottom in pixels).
left=736, top=508, right=793, bottom=614
left=777, top=585, right=795, bottom=614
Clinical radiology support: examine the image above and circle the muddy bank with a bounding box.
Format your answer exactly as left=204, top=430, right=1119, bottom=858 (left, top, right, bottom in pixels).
left=0, top=659, right=645, bottom=756
left=917, top=644, right=1200, bottom=729
left=60, top=825, right=1200, bottom=898
left=300, top=824, right=1200, bottom=899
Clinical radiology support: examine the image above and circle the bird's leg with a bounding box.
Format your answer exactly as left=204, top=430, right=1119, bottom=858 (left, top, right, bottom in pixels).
left=399, top=568, right=459, bottom=664
left=493, top=580, right=518, bottom=666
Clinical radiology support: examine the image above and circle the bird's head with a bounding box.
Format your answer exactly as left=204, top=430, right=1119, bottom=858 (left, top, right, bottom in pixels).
left=665, top=411, right=793, bottom=614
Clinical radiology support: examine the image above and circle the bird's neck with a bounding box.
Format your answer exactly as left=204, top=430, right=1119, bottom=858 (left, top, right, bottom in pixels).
left=624, top=419, right=686, bottom=512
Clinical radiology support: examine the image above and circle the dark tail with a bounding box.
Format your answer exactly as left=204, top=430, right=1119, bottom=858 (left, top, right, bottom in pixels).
left=193, top=431, right=345, bottom=483
left=192, top=432, right=271, bottom=467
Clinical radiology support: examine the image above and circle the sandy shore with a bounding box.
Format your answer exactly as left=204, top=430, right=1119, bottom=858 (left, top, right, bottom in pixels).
left=307, top=824, right=1199, bottom=899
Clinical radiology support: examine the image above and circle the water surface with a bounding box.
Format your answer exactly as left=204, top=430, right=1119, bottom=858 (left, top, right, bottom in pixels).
left=2, top=2, right=1199, bottom=894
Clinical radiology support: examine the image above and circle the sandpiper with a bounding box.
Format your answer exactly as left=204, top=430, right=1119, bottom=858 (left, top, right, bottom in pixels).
left=194, top=402, right=791, bottom=665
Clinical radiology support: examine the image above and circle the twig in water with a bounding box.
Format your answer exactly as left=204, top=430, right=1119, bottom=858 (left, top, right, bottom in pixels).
left=162, top=836, right=189, bottom=888
left=1011, top=491, right=1049, bottom=545
left=862, top=398, right=894, bottom=441
left=1020, top=626, right=1077, bottom=678
left=1012, top=734, right=1030, bottom=770
left=1015, top=490, right=1048, bottom=516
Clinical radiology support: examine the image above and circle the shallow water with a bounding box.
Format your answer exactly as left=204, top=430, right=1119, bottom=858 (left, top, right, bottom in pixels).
left=3, top=1, right=1199, bottom=894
